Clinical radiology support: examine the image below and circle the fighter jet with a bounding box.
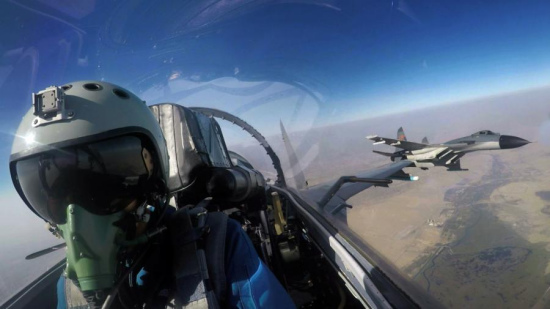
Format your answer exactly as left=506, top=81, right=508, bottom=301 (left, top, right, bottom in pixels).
left=367, top=127, right=530, bottom=171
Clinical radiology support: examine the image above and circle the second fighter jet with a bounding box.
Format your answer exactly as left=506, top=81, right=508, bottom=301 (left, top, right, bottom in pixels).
left=367, top=128, right=530, bottom=171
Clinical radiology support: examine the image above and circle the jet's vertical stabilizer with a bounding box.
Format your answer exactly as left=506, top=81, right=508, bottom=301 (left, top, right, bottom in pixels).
left=396, top=127, right=407, bottom=152
left=397, top=127, right=407, bottom=141
left=280, top=121, right=307, bottom=190
left=422, top=137, right=429, bottom=144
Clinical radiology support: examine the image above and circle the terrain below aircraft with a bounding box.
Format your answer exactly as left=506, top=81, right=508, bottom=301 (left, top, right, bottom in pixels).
left=367, top=127, right=530, bottom=171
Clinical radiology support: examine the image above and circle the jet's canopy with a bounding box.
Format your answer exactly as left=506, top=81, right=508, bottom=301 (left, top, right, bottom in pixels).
left=472, top=130, right=499, bottom=136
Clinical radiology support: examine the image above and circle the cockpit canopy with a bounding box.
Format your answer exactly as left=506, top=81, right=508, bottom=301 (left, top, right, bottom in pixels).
left=472, top=130, right=499, bottom=136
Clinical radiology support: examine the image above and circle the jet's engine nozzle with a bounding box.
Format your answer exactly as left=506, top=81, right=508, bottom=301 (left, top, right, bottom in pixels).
left=207, top=166, right=266, bottom=202
left=499, top=135, right=530, bottom=149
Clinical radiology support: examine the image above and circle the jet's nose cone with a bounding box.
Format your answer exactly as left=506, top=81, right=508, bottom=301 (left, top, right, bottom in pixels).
left=499, top=135, right=530, bottom=149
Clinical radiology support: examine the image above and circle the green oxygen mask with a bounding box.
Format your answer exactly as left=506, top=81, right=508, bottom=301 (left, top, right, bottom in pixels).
left=58, top=204, right=125, bottom=292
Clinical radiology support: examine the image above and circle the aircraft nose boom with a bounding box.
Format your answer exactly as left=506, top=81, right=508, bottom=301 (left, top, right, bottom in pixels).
left=499, top=135, right=530, bottom=149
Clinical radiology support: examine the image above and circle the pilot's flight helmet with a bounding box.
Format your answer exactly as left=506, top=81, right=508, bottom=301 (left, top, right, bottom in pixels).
left=9, top=81, right=170, bottom=224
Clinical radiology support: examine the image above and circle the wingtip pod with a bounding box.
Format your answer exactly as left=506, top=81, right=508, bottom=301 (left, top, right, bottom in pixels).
left=366, top=134, right=378, bottom=140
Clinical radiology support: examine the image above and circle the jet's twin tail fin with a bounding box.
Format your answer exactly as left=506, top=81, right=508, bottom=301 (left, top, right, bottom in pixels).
left=398, top=127, right=429, bottom=144
left=396, top=127, right=407, bottom=152
left=397, top=127, right=407, bottom=141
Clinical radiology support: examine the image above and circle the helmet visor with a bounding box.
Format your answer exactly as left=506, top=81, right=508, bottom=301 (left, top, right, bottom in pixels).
left=14, top=135, right=156, bottom=224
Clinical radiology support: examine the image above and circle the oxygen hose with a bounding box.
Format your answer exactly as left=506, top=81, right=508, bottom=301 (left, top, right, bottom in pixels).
left=101, top=195, right=172, bottom=309
left=101, top=243, right=151, bottom=309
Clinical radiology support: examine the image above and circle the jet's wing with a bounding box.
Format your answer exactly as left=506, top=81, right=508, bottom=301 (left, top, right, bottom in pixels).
left=334, top=160, right=414, bottom=200
left=301, top=160, right=415, bottom=214
left=366, top=135, right=428, bottom=151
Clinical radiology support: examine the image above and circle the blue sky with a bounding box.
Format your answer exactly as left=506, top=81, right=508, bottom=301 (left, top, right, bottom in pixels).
left=1, top=0, right=550, bottom=186
left=331, top=0, right=550, bottom=118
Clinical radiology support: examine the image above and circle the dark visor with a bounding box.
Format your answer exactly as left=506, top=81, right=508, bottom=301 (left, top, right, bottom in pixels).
left=14, top=135, right=156, bottom=224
